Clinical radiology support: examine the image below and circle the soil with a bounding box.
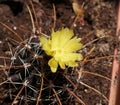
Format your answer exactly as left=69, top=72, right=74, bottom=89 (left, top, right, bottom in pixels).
left=0, top=0, right=116, bottom=105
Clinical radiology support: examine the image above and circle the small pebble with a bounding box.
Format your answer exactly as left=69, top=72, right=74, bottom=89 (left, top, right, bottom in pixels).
left=13, top=26, right=17, bottom=30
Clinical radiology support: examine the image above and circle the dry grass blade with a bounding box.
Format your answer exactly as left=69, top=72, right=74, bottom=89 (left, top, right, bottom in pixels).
left=66, top=87, right=86, bottom=105
left=0, top=64, right=31, bottom=71
left=81, top=31, right=94, bottom=41
left=0, top=56, right=10, bottom=59
left=52, top=88, right=62, bottom=105
left=82, top=36, right=106, bottom=48
left=83, top=55, right=114, bottom=63
left=0, top=80, right=8, bottom=86
left=0, top=22, right=23, bottom=42
left=63, top=74, right=76, bottom=88
left=53, top=4, right=56, bottom=30
left=11, top=85, right=25, bottom=105
left=76, top=70, right=111, bottom=81
left=82, top=46, right=95, bottom=63
left=29, top=0, right=41, bottom=33
left=80, top=81, right=108, bottom=102
left=36, top=76, right=44, bottom=105
left=26, top=4, right=36, bottom=34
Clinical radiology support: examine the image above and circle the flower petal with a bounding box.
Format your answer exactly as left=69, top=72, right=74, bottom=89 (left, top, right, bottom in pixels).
left=39, top=36, right=53, bottom=56
left=66, top=61, right=78, bottom=67
left=59, top=60, right=65, bottom=69
left=48, top=58, right=58, bottom=73
left=61, top=53, right=82, bottom=62
left=64, top=37, right=82, bottom=52
left=51, top=30, right=60, bottom=50
left=59, top=28, right=74, bottom=48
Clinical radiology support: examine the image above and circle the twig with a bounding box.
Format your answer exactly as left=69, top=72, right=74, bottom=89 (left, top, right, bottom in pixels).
left=109, top=0, right=120, bottom=105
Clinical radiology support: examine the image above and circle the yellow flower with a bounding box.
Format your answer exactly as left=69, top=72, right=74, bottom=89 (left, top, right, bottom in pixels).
left=40, top=28, right=83, bottom=73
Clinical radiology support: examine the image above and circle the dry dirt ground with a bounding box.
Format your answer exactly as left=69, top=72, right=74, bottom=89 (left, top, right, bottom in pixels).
left=0, top=0, right=116, bottom=105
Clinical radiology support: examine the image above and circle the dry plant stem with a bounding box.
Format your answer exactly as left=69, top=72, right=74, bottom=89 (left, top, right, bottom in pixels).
left=78, top=47, right=95, bottom=81
left=76, top=70, right=111, bottom=81
left=79, top=81, right=108, bottom=102
left=52, top=88, right=62, bottom=105
left=53, top=4, right=56, bottom=30
left=84, top=55, right=114, bottom=63
left=29, top=0, right=41, bottom=33
left=109, top=1, right=120, bottom=105
left=81, top=31, right=94, bottom=41
left=0, top=56, right=10, bottom=59
left=82, top=36, right=106, bottom=48
left=11, top=85, right=25, bottom=105
left=63, top=74, right=76, bottom=88
left=7, top=37, right=20, bottom=45
left=26, top=4, right=36, bottom=34
left=66, top=87, right=86, bottom=105
left=0, top=22, right=23, bottom=42
left=0, top=80, right=8, bottom=86
left=0, top=64, right=31, bottom=71
left=82, top=46, right=95, bottom=62
left=71, top=15, right=79, bottom=29
left=36, top=76, right=44, bottom=105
